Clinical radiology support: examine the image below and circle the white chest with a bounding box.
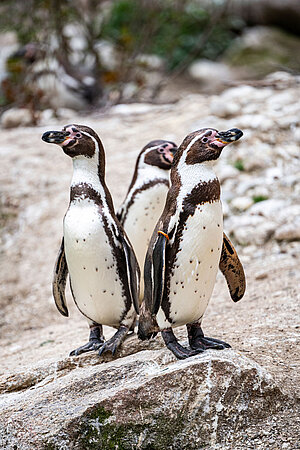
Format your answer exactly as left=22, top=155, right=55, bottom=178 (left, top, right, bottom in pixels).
left=63, top=199, right=132, bottom=327
left=122, top=183, right=169, bottom=299
left=157, top=201, right=223, bottom=329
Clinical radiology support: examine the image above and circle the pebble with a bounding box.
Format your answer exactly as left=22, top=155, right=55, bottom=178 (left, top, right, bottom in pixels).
left=231, top=196, right=254, bottom=212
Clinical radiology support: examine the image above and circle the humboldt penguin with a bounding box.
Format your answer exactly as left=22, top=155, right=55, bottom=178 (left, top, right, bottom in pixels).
left=42, top=124, right=139, bottom=356
left=117, top=140, right=245, bottom=303
left=117, top=140, right=177, bottom=299
left=138, top=127, right=244, bottom=359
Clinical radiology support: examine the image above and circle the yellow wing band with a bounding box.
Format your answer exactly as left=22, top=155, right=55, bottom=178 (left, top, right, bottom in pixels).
left=158, top=231, right=169, bottom=241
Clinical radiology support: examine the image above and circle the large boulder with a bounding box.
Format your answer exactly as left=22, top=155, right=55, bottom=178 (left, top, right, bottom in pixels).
left=0, top=335, right=287, bottom=449
left=223, top=26, right=300, bottom=78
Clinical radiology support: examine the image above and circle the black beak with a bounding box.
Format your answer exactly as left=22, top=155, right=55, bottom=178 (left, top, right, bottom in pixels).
left=42, top=130, right=70, bottom=144
left=216, top=128, right=243, bottom=143
left=171, top=146, right=178, bottom=155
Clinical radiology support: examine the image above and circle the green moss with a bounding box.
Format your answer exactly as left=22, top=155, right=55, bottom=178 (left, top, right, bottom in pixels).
left=252, top=195, right=269, bottom=203
left=233, top=159, right=245, bottom=171
left=76, top=405, right=189, bottom=449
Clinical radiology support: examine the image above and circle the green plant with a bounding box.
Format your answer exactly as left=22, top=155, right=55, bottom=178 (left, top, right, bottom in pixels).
left=252, top=195, right=269, bottom=203
left=233, top=159, right=245, bottom=171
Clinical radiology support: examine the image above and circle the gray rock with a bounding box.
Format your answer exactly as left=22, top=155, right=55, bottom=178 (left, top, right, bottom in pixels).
left=231, top=196, right=254, bottom=212
left=275, top=222, right=300, bottom=241
left=249, top=199, right=286, bottom=221
left=188, top=60, right=234, bottom=90
left=1, top=108, right=34, bottom=129
left=0, top=342, right=285, bottom=450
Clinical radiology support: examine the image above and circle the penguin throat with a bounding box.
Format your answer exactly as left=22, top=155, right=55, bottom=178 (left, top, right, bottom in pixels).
left=71, top=153, right=104, bottom=191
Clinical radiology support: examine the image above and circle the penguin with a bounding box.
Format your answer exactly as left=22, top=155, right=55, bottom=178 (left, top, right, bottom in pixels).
left=138, top=127, right=244, bottom=359
left=117, top=140, right=245, bottom=303
left=42, top=124, right=139, bottom=356
left=116, top=140, right=177, bottom=299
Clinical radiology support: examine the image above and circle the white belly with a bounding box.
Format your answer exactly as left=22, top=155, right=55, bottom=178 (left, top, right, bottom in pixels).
left=64, top=200, right=133, bottom=327
left=123, top=183, right=169, bottom=299
left=157, top=201, right=223, bottom=329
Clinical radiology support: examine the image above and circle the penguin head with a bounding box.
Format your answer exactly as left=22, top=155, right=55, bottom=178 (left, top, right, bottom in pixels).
left=174, top=128, right=243, bottom=166
left=140, top=140, right=178, bottom=170
left=42, top=124, right=104, bottom=159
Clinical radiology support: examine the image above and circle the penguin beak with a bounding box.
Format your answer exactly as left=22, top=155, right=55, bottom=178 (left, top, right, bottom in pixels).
left=42, top=130, right=70, bottom=144
left=171, top=146, right=178, bottom=156
left=215, top=128, right=243, bottom=144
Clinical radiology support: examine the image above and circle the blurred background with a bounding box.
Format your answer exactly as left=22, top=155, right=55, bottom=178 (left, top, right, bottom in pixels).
left=0, top=0, right=300, bottom=125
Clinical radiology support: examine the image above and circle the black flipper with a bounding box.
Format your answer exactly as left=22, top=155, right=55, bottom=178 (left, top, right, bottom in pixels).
left=219, top=233, right=246, bottom=303
left=152, top=233, right=168, bottom=315
left=118, top=232, right=140, bottom=314
left=52, top=238, right=69, bottom=317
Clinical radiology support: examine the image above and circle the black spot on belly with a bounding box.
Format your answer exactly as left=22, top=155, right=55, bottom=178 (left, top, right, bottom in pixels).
left=211, top=249, right=213, bottom=252
left=95, top=267, right=98, bottom=272
left=76, top=239, right=78, bottom=243
left=102, top=289, right=106, bottom=293
left=83, top=266, right=86, bottom=270
left=203, top=226, right=206, bottom=230
left=194, top=290, right=197, bottom=293
left=189, top=259, right=193, bottom=263
left=174, top=291, right=177, bottom=295
left=83, top=239, right=86, bottom=242
left=111, top=292, right=114, bottom=296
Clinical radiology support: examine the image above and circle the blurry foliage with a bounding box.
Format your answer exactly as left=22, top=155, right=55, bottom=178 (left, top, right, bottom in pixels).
left=0, top=0, right=241, bottom=110
left=102, top=0, right=240, bottom=70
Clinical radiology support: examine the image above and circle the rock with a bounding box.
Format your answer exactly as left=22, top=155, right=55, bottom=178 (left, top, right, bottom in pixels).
left=231, top=196, right=254, bottom=212
left=275, top=222, right=300, bottom=242
left=0, top=341, right=286, bottom=449
left=95, top=40, right=118, bottom=70
left=216, top=164, right=240, bottom=182
left=188, top=60, right=235, bottom=91
left=137, top=54, right=164, bottom=70
left=223, top=27, right=300, bottom=78
left=210, top=98, right=241, bottom=118
left=1, top=108, right=34, bottom=128
left=227, top=215, right=276, bottom=245
left=249, top=199, right=286, bottom=220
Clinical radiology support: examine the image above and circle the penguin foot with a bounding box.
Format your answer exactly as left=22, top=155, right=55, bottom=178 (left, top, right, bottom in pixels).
left=98, top=325, right=128, bottom=357
left=161, top=328, right=203, bottom=360
left=187, top=323, right=231, bottom=351
left=69, top=324, right=104, bottom=356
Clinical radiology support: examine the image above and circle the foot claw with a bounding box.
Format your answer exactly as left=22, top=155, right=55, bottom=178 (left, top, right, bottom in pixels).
left=69, top=339, right=104, bottom=356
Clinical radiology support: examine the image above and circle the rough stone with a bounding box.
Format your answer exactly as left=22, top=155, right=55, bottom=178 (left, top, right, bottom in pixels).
left=1, top=108, right=34, bottom=128
left=0, top=345, right=286, bottom=450
left=231, top=196, right=254, bottom=212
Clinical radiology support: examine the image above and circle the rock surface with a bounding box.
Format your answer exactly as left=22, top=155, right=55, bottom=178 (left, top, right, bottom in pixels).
left=0, top=346, right=287, bottom=449
left=0, top=74, right=299, bottom=449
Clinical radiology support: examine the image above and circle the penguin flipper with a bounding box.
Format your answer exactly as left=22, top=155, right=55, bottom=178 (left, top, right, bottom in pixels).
left=219, top=233, right=246, bottom=302
left=119, top=233, right=140, bottom=314
left=52, top=237, right=69, bottom=317
left=151, top=232, right=168, bottom=315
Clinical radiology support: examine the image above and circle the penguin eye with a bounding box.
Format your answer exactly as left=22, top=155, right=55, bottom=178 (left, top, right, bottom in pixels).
left=201, top=137, right=208, bottom=143
left=75, top=133, right=81, bottom=138
left=157, top=147, right=164, bottom=153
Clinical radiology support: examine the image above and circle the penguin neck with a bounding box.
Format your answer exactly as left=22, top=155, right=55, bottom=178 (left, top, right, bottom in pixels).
left=70, top=152, right=109, bottom=205
left=175, top=160, right=217, bottom=189
left=137, top=163, right=169, bottom=186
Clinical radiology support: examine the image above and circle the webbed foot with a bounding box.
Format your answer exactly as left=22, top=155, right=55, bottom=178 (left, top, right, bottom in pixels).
left=161, top=328, right=203, bottom=360
left=70, top=325, right=104, bottom=356
left=98, top=325, right=128, bottom=357
left=187, top=323, right=231, bottom=351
